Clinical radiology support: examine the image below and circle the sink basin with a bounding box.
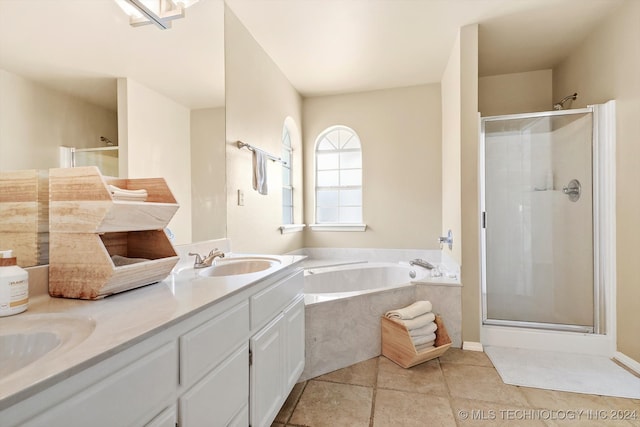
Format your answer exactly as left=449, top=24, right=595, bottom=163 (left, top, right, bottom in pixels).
left=0, top=332, right=60, bottom=377
left=198, top=257, right=281, bottom=277
left=0, top=314, right=96, bottom=377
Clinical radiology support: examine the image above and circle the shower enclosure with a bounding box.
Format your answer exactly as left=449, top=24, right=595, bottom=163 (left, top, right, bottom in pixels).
left=480, top=103, right=615, bottom=347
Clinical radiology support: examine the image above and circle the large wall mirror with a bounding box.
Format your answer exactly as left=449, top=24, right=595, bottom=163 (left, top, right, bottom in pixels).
left=0, top=0, right=225, bottom=267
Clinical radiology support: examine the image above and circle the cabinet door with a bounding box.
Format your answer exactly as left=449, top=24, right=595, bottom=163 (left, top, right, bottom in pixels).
left=250, top=313, right=285, bottom=427
left=284, top=296, right=305, bottom=392
left=179, top=344, right=248, bottom=427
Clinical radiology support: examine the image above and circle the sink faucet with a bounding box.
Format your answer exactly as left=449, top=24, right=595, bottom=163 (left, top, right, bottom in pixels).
left=409, top=258, right=435, bottom=270
left=189, top=249, right=225, bottom=268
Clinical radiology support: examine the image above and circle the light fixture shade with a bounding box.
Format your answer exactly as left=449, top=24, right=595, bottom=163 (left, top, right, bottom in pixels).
left=171, top=0, right=199, bottom=8
left=114, top=0, right=145, bottom=19
left=114, top=0, right=198, bottom=29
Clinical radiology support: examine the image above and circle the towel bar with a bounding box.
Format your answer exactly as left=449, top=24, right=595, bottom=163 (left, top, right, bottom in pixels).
left=236, top=141, right=287, bottom=165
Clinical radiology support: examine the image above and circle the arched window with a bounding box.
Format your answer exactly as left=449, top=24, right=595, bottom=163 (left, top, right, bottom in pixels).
left=315, top=126, right=362, bottom=224
left=281, top=123, right=293, bottom=224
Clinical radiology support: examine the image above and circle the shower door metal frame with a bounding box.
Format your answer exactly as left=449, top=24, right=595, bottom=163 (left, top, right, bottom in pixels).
left=479, top=107, right=602, bottom=334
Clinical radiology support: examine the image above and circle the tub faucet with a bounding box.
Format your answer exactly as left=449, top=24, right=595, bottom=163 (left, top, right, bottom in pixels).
left=409, top=258, right=435, bottom=270
left=189, top=249, right=225, bottom=268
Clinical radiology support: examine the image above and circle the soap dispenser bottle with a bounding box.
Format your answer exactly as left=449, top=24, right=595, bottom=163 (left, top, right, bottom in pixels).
left=0, top=250, right=29, bottom=316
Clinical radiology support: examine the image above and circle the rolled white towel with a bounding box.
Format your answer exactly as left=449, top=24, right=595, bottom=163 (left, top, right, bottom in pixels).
left=385, top=300, right=433, bottom=320
left=400, top=312, right=436, bottom=330
left=408, top=321, right=437, bottom=338
left=108, top=184, right=148, bottom=202
left=415, top=341, right=436, bottom=352
left=411, top=332, right=437, bottom=346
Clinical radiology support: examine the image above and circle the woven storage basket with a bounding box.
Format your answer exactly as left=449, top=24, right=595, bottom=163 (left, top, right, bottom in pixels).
left=381, top=314, right=451, bottom=368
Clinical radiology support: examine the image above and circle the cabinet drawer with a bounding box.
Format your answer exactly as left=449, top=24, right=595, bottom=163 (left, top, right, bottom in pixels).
left=250, top=270, right=303, bottom=330
left=146, top=405, right=176, bottom=427
left=24, top=341, right=177, bottom=427
left=180, top=300, right=249, bottom=387
left=179, top=344, right=249, bottom=427
left=228, top=404, right=249, bottom=427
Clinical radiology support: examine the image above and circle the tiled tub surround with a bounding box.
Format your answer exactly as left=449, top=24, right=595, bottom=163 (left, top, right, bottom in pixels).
left=290, top=248, right=462, bottom=381
left=0, top=238, right=305, bottom=419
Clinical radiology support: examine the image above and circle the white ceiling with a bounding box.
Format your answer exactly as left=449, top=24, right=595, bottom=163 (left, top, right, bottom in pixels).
left=227, top=0, right=622, bottom=97
left=0, top=0, right=224, bottom=110
left=0, top=0, right=622, bottom=109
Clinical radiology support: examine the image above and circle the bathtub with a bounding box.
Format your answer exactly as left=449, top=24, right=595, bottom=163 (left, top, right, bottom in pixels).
left=300, top=261, right=431, bottom=380
left=304, top=262, right=428, bottom=304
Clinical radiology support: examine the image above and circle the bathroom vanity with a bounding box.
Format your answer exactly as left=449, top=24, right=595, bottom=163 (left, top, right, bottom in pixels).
left=0, top=252, right=305, bottom=427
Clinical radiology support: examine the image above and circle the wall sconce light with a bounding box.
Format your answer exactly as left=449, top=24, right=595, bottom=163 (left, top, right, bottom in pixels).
left=115, top=0, right=199, bottom=30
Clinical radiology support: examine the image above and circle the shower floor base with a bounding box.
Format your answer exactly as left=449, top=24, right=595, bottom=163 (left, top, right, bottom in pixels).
left=485, top=346, right=640, bottom=399
left=481, top=324, right=612, bottom=356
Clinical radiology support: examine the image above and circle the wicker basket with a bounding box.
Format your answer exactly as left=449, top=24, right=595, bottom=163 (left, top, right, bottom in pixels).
left=381, top=315, right=451, bottom=368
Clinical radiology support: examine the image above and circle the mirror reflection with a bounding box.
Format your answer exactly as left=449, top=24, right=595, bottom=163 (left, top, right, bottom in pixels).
left=0, top=0, right=225, bottom=267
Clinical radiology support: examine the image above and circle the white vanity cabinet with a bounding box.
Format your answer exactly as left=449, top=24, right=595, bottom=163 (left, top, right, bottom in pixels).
left=177, top=268, right=304, bottom=427
left=284, top=296, right=306, bottom=391
left=179, top=343, right=249, bottom=426
left=178, top=300, right=250, bottom=427
left=0, top=264, right=305, bottom=427
left=249, top=270, right=305, bottom=427
left=3, top=340, right=179, bottom=427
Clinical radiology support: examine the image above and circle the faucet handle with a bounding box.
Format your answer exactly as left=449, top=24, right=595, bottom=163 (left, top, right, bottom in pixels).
left=188, top=252, right=203, bottom=264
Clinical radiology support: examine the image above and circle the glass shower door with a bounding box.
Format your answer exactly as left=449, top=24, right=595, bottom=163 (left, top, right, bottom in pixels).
left=481, top=110, right=594, bottom=332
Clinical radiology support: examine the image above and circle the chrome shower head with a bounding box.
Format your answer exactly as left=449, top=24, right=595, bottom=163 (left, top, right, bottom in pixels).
left=553, top=93, right=578, bottom=110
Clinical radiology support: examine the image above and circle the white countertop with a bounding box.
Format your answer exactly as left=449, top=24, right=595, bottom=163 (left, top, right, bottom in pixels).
left=0, top=253, right=305, bottom=410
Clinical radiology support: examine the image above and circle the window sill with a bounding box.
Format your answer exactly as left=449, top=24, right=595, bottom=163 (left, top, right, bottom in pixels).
left=309, top=224, right=367, bottom=232
left=279, top=224, right=306, bottom=234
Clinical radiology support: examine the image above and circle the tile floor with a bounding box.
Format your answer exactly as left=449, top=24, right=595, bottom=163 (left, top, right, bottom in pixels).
left=273, top=348, right=640, bottom=426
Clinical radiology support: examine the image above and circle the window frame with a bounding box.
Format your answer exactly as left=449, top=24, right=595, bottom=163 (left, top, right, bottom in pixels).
left=281, top=124, right=294, bottom=225
left=312, top=125, right=365, bottom=230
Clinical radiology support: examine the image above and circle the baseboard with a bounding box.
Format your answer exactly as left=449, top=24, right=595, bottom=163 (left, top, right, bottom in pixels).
left=614, top=351, right=640, bottom=376
left=463, top=341, right=484, bottom=352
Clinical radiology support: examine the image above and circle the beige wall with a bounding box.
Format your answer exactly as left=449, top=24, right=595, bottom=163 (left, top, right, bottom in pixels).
left=554, top=0, right=640, bottom=362
left=302, top=85, right=442, bottom=249
left=457, top=25, right=481, bottom=344
left=117, top=78, right=192, bottom=245
left=479, top=69, right=553, bottom=116
left=191, top=107, right=226, bottom=242
left=441, top=31, right=463, bottom=264
left=441, top=25, right=480, bottom=343
left=224, top=6, right=304, bottom=254
left=0, top=69, right=117, bottom=171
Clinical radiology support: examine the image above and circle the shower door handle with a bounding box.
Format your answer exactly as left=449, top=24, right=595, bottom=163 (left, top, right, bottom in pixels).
left=562, top=179, right=581, bottom=202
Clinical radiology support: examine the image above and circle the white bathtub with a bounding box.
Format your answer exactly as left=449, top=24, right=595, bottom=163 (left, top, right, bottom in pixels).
left=304, top=262, right=428, bottom=304
left=300, top=261, right=432, bottom=380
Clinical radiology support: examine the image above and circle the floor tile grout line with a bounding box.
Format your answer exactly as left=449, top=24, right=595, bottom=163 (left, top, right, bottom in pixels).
left=437, top=357, right=464, bottom=427
left=282, top=349, right=640, bottom=427
left=283, top=380, right=309, bottom=425
left=309, top=377, right=376, bottom=391
left=368, top=356, right=381, bottom=427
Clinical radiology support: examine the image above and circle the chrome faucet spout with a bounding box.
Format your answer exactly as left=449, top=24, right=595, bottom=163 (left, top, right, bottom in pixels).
left=189, top=248, right=225, bottom=268
left=409, top=258, right=435, bottom=270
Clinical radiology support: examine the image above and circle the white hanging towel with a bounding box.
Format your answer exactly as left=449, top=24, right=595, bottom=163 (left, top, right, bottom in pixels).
left=252, top=150, right=268, bottom=195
